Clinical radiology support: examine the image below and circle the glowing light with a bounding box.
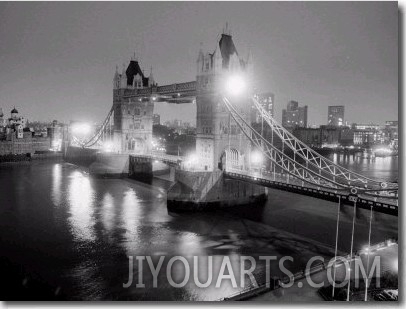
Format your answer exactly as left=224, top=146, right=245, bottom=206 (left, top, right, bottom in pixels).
left=184, top=153, right=198, bottom=169
left=375, top=147, right=392, bottom=154
left=251, top=151, right=263, bottom=165
left=187, top=154, right=198, bottom=164
left=225, top=74, right=246, bottom=96
left=102, top=141, right=114, bottom=152
left=71, top=123, right=91, bottom=135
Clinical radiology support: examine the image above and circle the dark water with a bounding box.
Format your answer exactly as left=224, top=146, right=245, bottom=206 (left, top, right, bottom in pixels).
left=0, top=155, right=398, bottom=300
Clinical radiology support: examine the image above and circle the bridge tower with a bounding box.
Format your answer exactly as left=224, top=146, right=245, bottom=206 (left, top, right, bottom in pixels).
left=195, top=30, right=253, bottom=171
left=112, top=58, right=155, bottom=154
left=167, top=29, right=267, bottom=211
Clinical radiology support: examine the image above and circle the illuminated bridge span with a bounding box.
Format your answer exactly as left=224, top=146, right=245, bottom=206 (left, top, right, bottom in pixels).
left=126, top=95, right=398, bottom=216
left=224, top=170, right=398, bottom=216
left=68, top=30, right=398, bottom=216
left=132, top=152, right=184, bottom=166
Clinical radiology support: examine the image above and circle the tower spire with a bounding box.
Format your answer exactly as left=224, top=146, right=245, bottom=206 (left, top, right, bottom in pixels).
left=148, top=66, right=155, bottom=87
left=223, top=22, right=231, bottom=35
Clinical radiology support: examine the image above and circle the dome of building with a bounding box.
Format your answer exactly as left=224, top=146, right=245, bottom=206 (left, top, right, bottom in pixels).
left=11, top=107, right=18, bottom=114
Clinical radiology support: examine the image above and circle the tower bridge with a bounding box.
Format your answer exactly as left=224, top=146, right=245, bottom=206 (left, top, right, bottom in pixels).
left=65, top=30, right=398, bottom=216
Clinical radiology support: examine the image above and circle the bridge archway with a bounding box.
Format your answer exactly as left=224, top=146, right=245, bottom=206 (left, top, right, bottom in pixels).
left=127, top=137, right=145, bottom=154
left=219, top=148, right=241, bottom=170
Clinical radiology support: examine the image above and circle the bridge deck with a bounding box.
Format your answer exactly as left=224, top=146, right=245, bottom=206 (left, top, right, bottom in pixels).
left=224, top=169, right=398, bottom=216
left=131, top=152, right=184, bottom=165
left=129, top=154, right=398, bottom=216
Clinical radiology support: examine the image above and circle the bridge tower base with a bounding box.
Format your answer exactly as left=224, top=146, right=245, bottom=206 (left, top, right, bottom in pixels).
left=88, top=153, right=130, bottom=177
left=128, top=156, right=153, bottom=182
left=167, top=169, right=268, bottom=212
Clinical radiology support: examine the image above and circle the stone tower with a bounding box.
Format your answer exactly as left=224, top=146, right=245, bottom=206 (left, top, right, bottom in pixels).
left=195, top=31, right=252, bottom=171
left=112, top=58, right=154, bottom=154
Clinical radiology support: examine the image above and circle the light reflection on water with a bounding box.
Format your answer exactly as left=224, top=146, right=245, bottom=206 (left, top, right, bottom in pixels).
left=101, top=192, right=114, bottom=234
left=328, top=153, right=398, bottom=181
left=67, top=170, right=96, bottom=242
left=0, top=157, right=398, bottom=301
left=51, top=163, right=62, bottom=206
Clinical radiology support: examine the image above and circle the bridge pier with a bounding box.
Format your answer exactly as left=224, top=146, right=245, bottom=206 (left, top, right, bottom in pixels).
left=128, top=156, right=153, bottom=182
left=167, top=169, right=267, bottom=212
left=88, top=153, right=130, bottom=177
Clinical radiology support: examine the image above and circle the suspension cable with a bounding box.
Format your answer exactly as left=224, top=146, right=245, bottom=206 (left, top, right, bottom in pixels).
left=251, top=97, right=397, bottom=191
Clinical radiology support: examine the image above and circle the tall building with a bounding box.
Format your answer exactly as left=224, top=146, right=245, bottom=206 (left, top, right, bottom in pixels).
left=153, top=114, right=161, bottom=126
left=327, top=105, right=345, bottom=126
left=252, top=92, right=275, bottom=123
left=282, top=100, right=308, bottom=129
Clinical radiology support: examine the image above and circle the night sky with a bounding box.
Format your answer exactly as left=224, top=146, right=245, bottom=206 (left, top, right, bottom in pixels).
left=0, top=2, right=398, bottom=126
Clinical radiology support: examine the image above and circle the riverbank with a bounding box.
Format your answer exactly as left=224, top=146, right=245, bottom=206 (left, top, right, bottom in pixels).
left=0, top=152, right=63, bottom=165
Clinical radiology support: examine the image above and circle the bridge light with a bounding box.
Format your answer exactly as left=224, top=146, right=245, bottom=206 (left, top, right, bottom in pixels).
left=225, top=74, right=246, bottom=96
left=102, top=141, right=114, bottom=153
left=184, top=153, right=198, bottom=169
left=71, top=123, right=91, bottom=136
left=251, top=151, right=263, bottom=165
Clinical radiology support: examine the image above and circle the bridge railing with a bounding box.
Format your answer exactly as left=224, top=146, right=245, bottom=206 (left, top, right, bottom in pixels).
left=157, top=81, right=196, bottom=94
left=224, top=166, right=398, bottom=205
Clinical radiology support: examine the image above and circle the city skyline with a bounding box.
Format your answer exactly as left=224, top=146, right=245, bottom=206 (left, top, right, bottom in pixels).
left=0, top=2, right=398, bottom=126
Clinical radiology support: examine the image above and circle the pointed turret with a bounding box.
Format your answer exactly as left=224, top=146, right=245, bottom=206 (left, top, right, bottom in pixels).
left=197, top=42, right=204, bottom=74
left=120, top=63, right=128, bottom=88
left=219, top=31, right=238, bottom=70
left=113, top=65, right=121, bottom=89
left=245, top=48, right=254, bottom=76
left=148, top=66, right=155, bottom=87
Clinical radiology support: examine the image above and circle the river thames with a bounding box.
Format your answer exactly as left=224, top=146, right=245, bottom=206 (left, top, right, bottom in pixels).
left=0, top=155, right=398, bottom=300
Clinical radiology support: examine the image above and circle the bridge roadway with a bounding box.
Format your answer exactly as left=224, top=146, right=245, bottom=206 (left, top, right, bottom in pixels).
left=132, top=152, right=184, bottom=166
left=224, top=168, right=398, bottom=216
left=129, top=154, right=398, bottom=216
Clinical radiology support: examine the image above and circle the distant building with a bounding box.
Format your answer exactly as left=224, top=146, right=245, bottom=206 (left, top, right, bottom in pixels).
left=47, top=120, right=64, bottom=151
left=384, top=121, right=398, bottom=147
left=153, top=114, right=161, bottom=126
left=327, top=106, right=345, bottom=126
left=252, top=92, right=275, bottom=123
left=282, top=100, right=308, bottom=130
left=348, top=123, right=385, bottom=145
left=293, top=126, right=355, bottom=148
left=353, top=123, right=381, bottom=130
left=0, top=107, right=52, bottom=155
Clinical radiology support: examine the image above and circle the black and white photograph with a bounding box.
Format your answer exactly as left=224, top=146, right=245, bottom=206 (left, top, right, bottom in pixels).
left=0, top=1, right=400, bottom=304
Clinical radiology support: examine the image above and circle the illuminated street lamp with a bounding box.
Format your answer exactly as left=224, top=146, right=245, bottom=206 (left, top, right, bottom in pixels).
left=225, top=74, right=246, bottom=97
